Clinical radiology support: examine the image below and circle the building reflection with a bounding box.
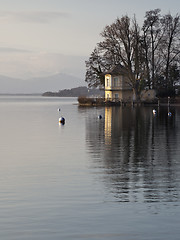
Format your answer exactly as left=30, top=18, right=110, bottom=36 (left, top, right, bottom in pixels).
left=84, top=105, right=180, bottom=203
left=104, top=107, right=112, bottom=146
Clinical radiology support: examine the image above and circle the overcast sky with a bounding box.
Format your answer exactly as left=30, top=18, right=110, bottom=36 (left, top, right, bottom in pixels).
left=0, top=0, right=179, bottom=79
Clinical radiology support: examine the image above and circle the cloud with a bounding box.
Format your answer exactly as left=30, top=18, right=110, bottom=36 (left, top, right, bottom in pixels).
left=0, top=50, right=86, bottom=79
left=0, top=11, right=69, bottom=23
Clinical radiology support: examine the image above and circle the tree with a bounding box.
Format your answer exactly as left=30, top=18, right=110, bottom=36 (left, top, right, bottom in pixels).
left=142, top=10, right=180, bottom=91
left=85, top=9, right=180, bottom=98
left=160, top=13, right=180, bottom=90
left=86, top=15, right=144, bottom=100
left=142, top=9, right=162, bottom=89
left=85, top=48, right=108, bottom=88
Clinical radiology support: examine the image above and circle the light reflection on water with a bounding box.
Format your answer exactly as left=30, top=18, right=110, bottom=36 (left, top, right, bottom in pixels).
left=0, top=96, right=180, bottom=240
left=84, top=106, right=180, bottom=204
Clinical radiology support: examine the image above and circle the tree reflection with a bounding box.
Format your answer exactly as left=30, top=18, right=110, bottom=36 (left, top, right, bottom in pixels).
left=84, top=105, right=180, bottom=203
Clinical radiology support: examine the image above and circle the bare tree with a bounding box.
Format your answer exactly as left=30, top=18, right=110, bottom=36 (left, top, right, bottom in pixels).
left=142, top=9, right=180, bottom=91
left=142, top=9, right=163, bottom=88
left=85, top=48, right=110, bottom=88
left=86, top=15, right=144, bottom=100
left=85, top=9, right=180, bottom=98
left=160, top=13, right=180, bottom=89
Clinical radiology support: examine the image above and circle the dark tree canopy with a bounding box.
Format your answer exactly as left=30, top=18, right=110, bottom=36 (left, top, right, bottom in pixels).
left=85, top=9, right=180, bottom=99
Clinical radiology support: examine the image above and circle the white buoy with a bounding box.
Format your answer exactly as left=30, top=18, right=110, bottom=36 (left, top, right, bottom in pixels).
left=57, top=108, right=61, bottom=112
left=153, top=109, right=156, bottom=115
left=59, top=117, right=65, bottom=124
left=98, top=115, right=102, bottom=119
left=168, top=112, right=172, bottom=117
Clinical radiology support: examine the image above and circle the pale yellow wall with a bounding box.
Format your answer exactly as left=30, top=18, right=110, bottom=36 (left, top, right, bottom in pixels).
left=105, top=89, right=134, bottom=101
left=111, top=91, right=122, bottom=99
left=122, top=76, right=132, bottom=90
left=105, top=74, right=112, bottom=90
left=105, top=90, right=112, bottom=99
left=105, top=74, right=123, bottom=90
left=105, top=73, right=133, bottom=101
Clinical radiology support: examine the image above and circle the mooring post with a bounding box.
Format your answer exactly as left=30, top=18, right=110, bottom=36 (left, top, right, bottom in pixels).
left=168, top=96, right=170, bottom=107
left=132, top=100, right=134, bottom=108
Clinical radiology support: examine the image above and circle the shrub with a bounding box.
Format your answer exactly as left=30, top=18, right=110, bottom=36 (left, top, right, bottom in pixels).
left=78, top=96, right=95, bottom=105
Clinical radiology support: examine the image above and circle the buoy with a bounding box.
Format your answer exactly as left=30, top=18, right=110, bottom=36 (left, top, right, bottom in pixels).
left=59, top=117, right=65, bottom=124
left=168, top=112, right=172, bottom=117
left=57, top=108, right=61, bottom=112
left=98, top=115, right=102, bottom=119
left=153, top=109, right=156, bottom=115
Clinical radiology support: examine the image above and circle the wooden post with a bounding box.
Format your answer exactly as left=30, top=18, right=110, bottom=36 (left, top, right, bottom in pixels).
left=168, top=96, right=170, bottom=107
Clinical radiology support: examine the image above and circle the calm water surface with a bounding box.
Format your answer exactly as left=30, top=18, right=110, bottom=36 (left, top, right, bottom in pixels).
left=0, top=96, right=180, bottom=240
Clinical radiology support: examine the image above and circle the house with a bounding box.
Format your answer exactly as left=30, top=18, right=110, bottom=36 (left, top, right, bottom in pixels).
left=104, top=64, right=134, bottom=102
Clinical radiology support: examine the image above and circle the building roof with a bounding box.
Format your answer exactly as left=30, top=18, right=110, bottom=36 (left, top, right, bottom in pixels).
left=105, top=64, right=126, bottom=75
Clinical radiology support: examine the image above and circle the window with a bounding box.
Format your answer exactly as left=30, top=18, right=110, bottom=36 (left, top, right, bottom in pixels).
left=106, top=77, right=110, bottom=87
left=115, top=93, right=119, bottom=99
left=113, top=77, right=119, bottom=87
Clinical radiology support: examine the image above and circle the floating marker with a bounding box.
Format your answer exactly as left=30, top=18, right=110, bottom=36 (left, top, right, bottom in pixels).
left=168, top=112, right=172, bottom=117
left=153, top=109, right=156, bottom=115
left=57, top=108, right=61, bottom=112
left=98, top=115, right=102, bottom=119
left=59, top=117, right=65, bottom=124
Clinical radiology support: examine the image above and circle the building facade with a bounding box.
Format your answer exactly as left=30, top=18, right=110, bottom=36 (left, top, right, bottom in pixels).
left=104, top=64, right=134, bottom=102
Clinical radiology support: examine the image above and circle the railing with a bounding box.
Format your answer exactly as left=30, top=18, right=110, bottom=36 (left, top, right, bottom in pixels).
left=78, top=96, right=142, bottom=106
left=105, top=97, right=121, bottom=102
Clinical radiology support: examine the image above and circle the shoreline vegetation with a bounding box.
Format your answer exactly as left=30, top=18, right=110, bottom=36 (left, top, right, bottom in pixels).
left=78, top=96, right=180, bottom=107
left=42, top=86, right=180, bottom=106
left=1, top=88, right=180, bottom=107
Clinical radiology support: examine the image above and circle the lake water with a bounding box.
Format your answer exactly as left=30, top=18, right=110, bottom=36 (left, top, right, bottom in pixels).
left=0, top=96, right=180, bottom=240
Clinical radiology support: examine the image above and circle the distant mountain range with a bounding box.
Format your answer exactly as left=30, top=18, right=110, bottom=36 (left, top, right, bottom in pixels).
left=0, top=73, right=85, bottom=94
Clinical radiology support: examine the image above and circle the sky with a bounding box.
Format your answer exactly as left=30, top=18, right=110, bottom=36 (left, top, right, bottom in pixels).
left=0, top=0, right=179, bottom=80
